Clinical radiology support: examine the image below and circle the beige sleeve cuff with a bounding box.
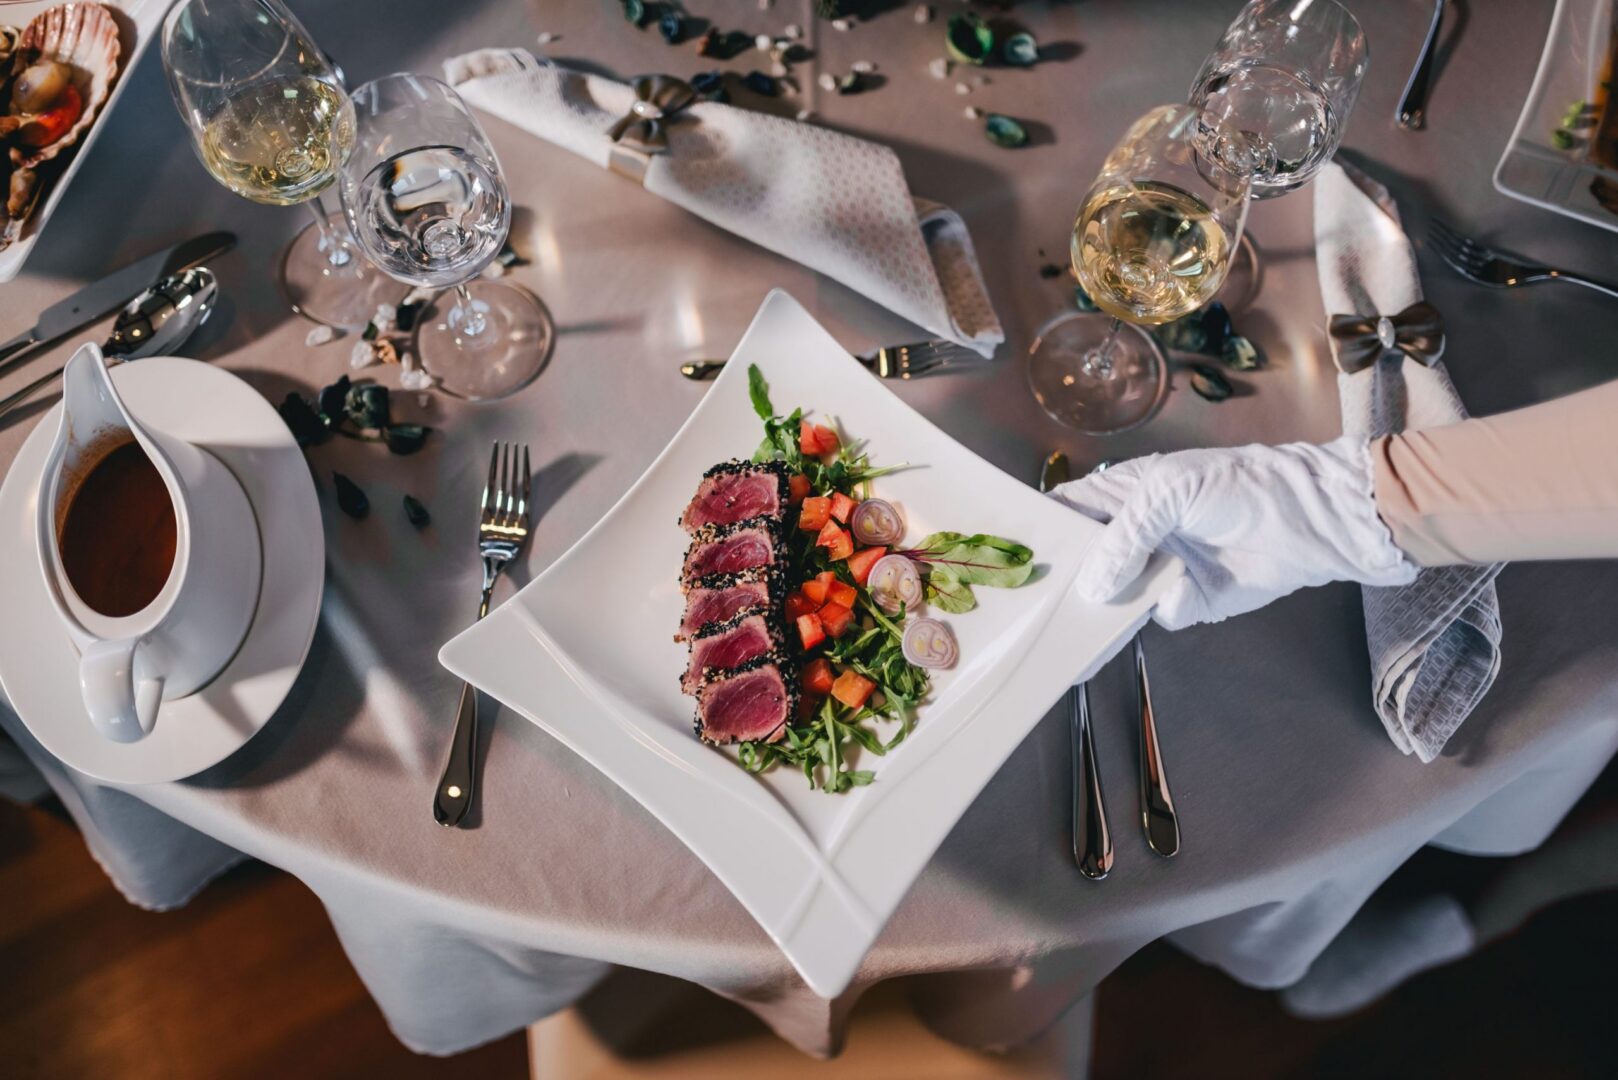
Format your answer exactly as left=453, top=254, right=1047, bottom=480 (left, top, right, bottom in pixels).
left=1371, top=379, right=1618, bottom=567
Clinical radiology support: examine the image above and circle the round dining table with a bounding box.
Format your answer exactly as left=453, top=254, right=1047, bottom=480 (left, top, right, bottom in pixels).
left=4, top=0, right=1618, bottom=1059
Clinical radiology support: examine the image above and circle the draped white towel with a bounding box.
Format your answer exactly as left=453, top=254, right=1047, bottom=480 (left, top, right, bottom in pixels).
left=443, top=49, right=1004, bottom=357
left=1314, top=161, right=1504, bottom=762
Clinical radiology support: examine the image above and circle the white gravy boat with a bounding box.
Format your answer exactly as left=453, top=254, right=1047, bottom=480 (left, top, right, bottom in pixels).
left=35, top=345, right=261, bottom=743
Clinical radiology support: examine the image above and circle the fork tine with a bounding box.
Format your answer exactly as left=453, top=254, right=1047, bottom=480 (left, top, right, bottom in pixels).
left=482, top=442, right=501, bottom=516
left=501, top=442, right=515, bottom=525
left=513, top=444, right=531, bottom=525
left=1427, top=220, right=1483, bottom=272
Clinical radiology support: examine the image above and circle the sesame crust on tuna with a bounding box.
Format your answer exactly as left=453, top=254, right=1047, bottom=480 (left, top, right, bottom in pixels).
left=680, top=516, right=782, bottom=583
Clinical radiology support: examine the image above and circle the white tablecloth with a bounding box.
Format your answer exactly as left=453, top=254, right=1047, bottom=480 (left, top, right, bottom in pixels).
left=5, top=0, right=1618, bottom=1057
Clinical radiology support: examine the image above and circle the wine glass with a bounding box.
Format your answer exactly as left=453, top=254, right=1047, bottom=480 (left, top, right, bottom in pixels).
left=337, top=74, right=554, bottom=402
left=1027, top=104, right=1250, bottom=434
left=1188, top=0, right=1369, bottom=199
left=161, top=0, right=400, bottom=330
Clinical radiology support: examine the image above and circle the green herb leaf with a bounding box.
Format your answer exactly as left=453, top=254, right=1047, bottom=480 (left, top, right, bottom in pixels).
left=910, top=532, right=1035, bottom=589
left=747, top=363, right=774, bottom=422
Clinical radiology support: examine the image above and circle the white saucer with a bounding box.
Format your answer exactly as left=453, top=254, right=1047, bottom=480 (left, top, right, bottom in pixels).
left=0, top=358, right=324, bottom=784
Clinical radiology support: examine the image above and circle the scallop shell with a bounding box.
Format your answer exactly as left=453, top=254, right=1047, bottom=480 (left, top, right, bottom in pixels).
left=12, top=3, right=123, bottom=170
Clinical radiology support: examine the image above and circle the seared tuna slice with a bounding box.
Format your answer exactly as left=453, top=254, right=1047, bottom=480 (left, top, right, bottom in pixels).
left=682, top=613, right=782, bottom=693
left=681, top=519, right=778, bottom=583
left=678, top=569, right=777, bottom=641
left=694, top=659, right=794, bottom=745
left=680, top=460, right=789, bottom=533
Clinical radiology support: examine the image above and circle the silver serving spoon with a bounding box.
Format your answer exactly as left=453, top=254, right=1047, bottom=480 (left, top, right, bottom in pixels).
left=0, top=267, right=219, bottom=420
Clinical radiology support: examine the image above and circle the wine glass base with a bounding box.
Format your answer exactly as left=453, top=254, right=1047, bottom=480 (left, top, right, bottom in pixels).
left=1026, top=312, right=1168, bottom=435
left=279, top=212, right=407, bottom=331
left=414, top=279, right=555, bottom=402
left=1214, top=232, right=1263, bottom=314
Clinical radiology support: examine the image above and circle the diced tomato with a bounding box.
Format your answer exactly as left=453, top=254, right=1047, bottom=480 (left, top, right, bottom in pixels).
left=829, top=492, right=857, bottom=523
left=785, top=590, right=820, bottom=620
left=819, top=602, right=856, bottom=639
left=825, top=580, right=857, bottom=609
left=798, top=420, right=840, bottom=457
left=845, top=545, right=887, bottom=585
left=801, top=658, right=835, bottom=695
left=788, top=474, right=811, bottom=506
left=816, top=522, right=855, bottom=561
left=796, top=612, right=825, bottom=650
left=798, top=496, right=831, bottom=531
left=831, top=670, right=876, bottom=710
left=801, top=571, right=836, bottom=605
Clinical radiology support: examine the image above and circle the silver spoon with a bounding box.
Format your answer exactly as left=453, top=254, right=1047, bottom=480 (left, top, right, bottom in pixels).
left=0, top=267, right=219, bottom=419
left=1041, top=450, right=1113, bottom=880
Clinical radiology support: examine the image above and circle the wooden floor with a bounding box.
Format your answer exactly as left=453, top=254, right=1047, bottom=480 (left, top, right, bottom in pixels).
left=3, top=792, right=1615, bottom=1079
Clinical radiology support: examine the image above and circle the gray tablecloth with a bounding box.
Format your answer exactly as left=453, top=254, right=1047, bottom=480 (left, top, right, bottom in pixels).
left=5, top=0, right=1618, bottom=1058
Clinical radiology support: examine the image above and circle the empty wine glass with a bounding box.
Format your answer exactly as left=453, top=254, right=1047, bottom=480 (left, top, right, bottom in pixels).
left=1188, top=0, right=1368, bottom=198
left=338, top=74, right=553, bottom=401
left=161, top=0, right=399, bottom=329
left=1027, top=105, right=1250, bottom=434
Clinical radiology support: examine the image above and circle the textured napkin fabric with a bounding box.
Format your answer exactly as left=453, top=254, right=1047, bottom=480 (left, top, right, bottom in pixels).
left=1314, top=161, right=1503, bottom=762
left=444, top=49, right=1004, bottom=357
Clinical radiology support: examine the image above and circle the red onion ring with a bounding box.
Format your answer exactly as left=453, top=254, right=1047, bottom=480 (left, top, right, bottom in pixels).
left=867, top=554, right=923, bottom=614
left=902, top=617, right=958, bottom=669
left=850, top=498, right=904, bottom=547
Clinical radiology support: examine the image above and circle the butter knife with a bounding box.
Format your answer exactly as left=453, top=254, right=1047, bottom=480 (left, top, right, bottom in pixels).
left=0, top=231, right=236, bottom=375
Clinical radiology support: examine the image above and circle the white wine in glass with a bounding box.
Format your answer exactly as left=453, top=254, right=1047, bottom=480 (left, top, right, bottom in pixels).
left=162, top=0, right=400, bottom=330
left=1028, top=105, right=1249, bottom=434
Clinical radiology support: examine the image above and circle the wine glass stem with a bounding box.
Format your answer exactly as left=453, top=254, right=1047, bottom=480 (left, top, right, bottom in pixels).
left=1086, top=318, right=1124, bottom=378
left=454, top=283, right=488, bottom=338
left=303, top=199, right=353, bottom=269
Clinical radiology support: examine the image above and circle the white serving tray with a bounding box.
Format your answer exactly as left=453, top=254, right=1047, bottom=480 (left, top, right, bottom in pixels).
left=440, top=291, right=1176, bottom=998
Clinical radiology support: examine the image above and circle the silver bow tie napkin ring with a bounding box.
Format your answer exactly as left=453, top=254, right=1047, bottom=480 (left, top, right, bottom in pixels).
left=605, top=74, right=695, bottom=181
left=1328, top=301, right=1445, bottom=375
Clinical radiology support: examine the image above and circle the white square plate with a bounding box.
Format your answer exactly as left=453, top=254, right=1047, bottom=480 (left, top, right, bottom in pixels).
left=0, top=0, right=167, bottom=282
left=440, top=291, right=1176, bottom=998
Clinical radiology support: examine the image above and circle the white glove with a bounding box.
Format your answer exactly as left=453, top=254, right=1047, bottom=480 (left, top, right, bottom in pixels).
left=1050, top=436, right=1418, bottom=630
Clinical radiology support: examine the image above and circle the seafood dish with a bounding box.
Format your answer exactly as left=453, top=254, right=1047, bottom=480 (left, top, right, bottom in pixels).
left=1, top=3, right=123, bottom=251
left=674, top=367, right=1035, bottom=793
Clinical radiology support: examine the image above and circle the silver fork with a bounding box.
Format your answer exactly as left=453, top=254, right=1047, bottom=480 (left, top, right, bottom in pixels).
left=433, top=441, right=532, bottom=828
left=1428, top=219, right=1618, bottom=299
left=679, top=339, right=982, bottom=381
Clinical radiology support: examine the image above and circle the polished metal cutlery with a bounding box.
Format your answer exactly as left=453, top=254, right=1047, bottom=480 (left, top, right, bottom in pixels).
left=680, top=339, right=981, bottom=381
left=1428, top=219, right=1618, bottom=299
left=1086, top=459, right=1181, bottom=859
left=0, top=268, right=220, bottom=420
left=434, top=441, right=532, bottom=828
left=1396, top=0, right=1445, bottom=129
left=0, top=232, right=235, bottom=375
left=1040, top=450, right=1112, bottom=880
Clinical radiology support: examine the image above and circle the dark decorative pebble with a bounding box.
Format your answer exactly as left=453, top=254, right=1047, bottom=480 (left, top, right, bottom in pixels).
left=361, top=321, right=379, bottom=341
left=384, top=423, right=429, bottom=456
left=317, top=375, right=350, bottom=423
left=985, top=113, right=1029, bottom=148
left=741, top=71, right=779, bottom=97
left=278, top=393, right=327, bottom=446
left=622, top=0, right=646, bottom=27
left=394, top=302, right=422, bottom=333
left=1222, top=334, right=1261, bottom=371
left=1188, top=363, right=1234, bottom=402
left=333, top=472, right=370, bottom=518
left=1073, top=287, right=1099, bottom=313
left=345, top=383, right=390, bottom=430
left=1039, top=263, right=1062, bottom=279
left=658, top=10, right=685, bottom=44
left=1002, top=32, right=1039, bottom=66
left=691, top=70, right=728, bottom=102
left=403, top=494, right=431, bottom=527
left=1200, top=301, right=1234, bottom=354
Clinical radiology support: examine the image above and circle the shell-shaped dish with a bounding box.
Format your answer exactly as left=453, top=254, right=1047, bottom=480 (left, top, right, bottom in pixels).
left=13, top=3, right=123, bottom=170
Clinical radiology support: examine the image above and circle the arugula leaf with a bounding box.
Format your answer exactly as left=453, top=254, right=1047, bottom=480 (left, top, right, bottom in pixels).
left=747, top=363, right=774, bottom=421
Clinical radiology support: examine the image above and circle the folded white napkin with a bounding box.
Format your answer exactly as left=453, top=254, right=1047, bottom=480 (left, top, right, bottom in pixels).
left=443, top=49, right=1004, bottom=357
left=1314, top=161, right=1503, bottom=762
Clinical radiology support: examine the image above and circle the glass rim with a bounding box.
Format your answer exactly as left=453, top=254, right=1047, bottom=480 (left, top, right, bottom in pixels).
left=1227, top=0, right=1367, bottom=49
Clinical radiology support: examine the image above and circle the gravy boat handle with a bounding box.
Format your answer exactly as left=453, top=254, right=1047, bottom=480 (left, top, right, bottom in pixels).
left=80, top=638, right=163, bottom=743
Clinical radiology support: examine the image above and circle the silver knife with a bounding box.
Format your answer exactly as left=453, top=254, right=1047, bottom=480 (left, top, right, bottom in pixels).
left=0, top=231, right=236, bottom=375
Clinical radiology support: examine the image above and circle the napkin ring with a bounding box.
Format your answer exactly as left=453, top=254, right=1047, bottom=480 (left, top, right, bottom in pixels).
left=1328, top=301, right=1445, bottom=374
left=605, top=74, right=696, bottom=182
